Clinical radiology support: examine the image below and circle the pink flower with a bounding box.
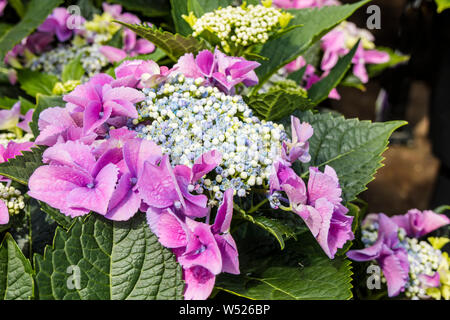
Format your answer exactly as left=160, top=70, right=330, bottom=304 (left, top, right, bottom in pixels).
left=138, top=150, right=222, bottom=218
left=105, top=138, right=162, bottom=221
left=17, top=108, right=34, bottom=133
left=390, top=209, right=450, bottom=238
left=270, top=162, right=354, bottom=259
left=281, top=115, right=313, bottom=164
left=352, top=44, right=389, bottom=83
left=38, top=7, right=81, bottom=42
left=0, top=141, right=35, bottom=181
left=63, top=73, right=145, bottom=134
left=28, top=141, right=119, bottom=218
left=172, top=49, right=260, bottom=94
left=347, top=214, right=409, bottom=297
left=148, top=188, right=239, bottom=300
left=112, top=59, right=170, bottom=88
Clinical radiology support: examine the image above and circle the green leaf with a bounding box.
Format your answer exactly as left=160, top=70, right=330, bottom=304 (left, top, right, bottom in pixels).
left=0, top=146, right=45, bottom=185
left=39, top=201, right=74, bottom=231
left=0, top=233, right=34, bottom=300
left=61, top=55, right=85, bottom=82
left=0, top=0, right=64, bottom=61
left=76, top=0, right=100, bottom=20
left=19, top=97, right=35, bottom=113
left=170, top=0, right=193, bottom=36
left=308, top=41, right=359, bottom=104
left=118, top=47, right=167, bottom=64
left=189, top=0, right=234, bottom=14
left=244, top=87, right=315, bottom=121
left=17, top=69, right=59, bottom=97
left=9, top=0, right=26, bottom=18
left=292, top=111, right=407, bottom=202
left=254, top=0, right=370, bottom=88
left=106, top=0, right=170, bottom=17
left=216, top=223, right=353, bottom=300
left=28, top=199, right=57, bottom=256
left=436, top=0, right=450, bottom=13
left=116, top=22, right=207, bottom=61
left=30, top=94, right=65, bottom=137
left=34, top=213, right=184, bottom=300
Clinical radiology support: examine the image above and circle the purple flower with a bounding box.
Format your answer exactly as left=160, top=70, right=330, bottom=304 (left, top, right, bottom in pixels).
left=390, top=209, right=450, bottom=238
left=172, top=49, right=260, bottom=94
left=270, top=162, right=354, bottom=259
left=38, top=7, right=79, bottom=42
left=281, top=116, right=313, bottom=164
left=105, top=138, right=162, bottom=221
left=352, top=44, right=389, bottom=83
left=63, top=73, right=145, bottom=134
left=148, top=187, right=239, bottom=300
left=28, top=141, right=119, bottom=218
left=138, top=150, right=222, bottom=218
left=112, top=59, right=170, bottom=88
left=347, top=213, right=409, bottom=297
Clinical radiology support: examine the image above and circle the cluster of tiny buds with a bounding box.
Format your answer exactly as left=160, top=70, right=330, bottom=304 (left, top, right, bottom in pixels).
left=189, top=4, right=284, bottom=52
left=132, top=74, right=285, bottom=200
left=30, top=44, right=108, bottom=81
left=0, top=184, right=25, bottom=215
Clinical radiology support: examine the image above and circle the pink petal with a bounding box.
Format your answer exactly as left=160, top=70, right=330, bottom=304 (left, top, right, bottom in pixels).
left=147, top=207, right=188, bottom=248
left=123, top=138, right=162, bottom=178
left=191, top=149, right=222, bottom=182
left=183, top=266, right=216, bottom=300
left=42, top=140, right=96, bottom=173
left=105, top=172, right=141, bottom=221
left=0, top=200, right=9, bottom=225
left=100, top=46, right=127, bottom=63
left=212, top=188, right=234, bottom=234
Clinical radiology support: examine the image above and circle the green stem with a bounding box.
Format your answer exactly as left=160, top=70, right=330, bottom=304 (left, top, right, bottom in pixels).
left=248, top=198, right=268, bottom=214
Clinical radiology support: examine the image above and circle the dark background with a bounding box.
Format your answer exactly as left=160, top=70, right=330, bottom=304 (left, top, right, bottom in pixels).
left=331, top=0, right=449, bottom=214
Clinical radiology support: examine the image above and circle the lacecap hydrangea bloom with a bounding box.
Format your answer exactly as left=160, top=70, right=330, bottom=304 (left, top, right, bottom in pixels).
left=27, top=47, right=356, bottom=298
left=347, top=209, right=450, bottom=299
left=185, top=1, right=293, bottom=54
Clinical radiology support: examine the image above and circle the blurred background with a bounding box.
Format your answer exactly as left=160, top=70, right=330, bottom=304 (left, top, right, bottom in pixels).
left=330, top=0, right=449, bottom=214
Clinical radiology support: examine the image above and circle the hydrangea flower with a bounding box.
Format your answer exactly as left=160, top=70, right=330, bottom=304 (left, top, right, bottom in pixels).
left=38, top=7, right=79, bottom=42
left=270, top=162, right=354, bottom=259
left=112, top=59, right=170, bottom=89
left=148, top=188, right=239, bottom=300
left=28, top=141, right=120, bottom=217
left=349, top=210, right=450, bottom=299
left=172, top=49, right=260, bottom=94
left=0, top=102, right=21, bottom=131
left=281, top=115, right=313, bottom=164
left=0, top=0, right=6, bottom=17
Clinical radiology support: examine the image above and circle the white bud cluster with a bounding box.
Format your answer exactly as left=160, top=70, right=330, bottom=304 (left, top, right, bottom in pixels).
left=191, top=4, right=282, bottom=50
left=30, top=43, right=109, bottom=82
left=133, top=75, right=285, bottom=200
left=0, top=183, right=25, bottom=215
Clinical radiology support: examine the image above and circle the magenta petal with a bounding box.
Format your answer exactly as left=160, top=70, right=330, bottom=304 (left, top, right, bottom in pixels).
left=66, top=163, right=119, bottom=215
left=419, top=272, right=441, bottom=288
left=134, top=39, right=155, bottom=55
left=307, top=166, right=342, bottom=206
left=83, top=101, right=112, bottom=134
left=147, top=207, right=188, bottom=248
left=137, top=156, right=184, bottom=208
left=173, top=53, right=204, bottom=79
left=183, top=266, right=216, bottom=300
left=379, top=249, right=409, bottom=297
left=42, top=140, right=96, bottom=173
left=103, top=86, right=145, bottom=104
left=0, top=200, right=9, bottom=225
left=123, top=138, right=162, bottom=177
left=346, top=237, right=384, bottom=261
left=99, top=46, right=127, bottom=63
left=2, top=141, right=34, bottom=161
left=180, top=219, right=222, bottom=275
left=215, top=233, right=240, bottom=275
left=191, top=149, right=222, bottom=182
left=195, top=50, right=216, bottom=78
left=363, top=50, right=390, bottom=64
left=28, top=165, right=92, bottom=217
left=212, top=188, right=234, bottom=234
left=105, top=173, right=141, bottom=221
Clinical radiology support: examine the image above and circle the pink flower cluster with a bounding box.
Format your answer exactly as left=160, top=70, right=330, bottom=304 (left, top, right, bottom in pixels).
left=273, top=0, right=340, bottom=9
left=99, top=3, right=155, bottom=62
left=173, top=49, right=260, bottom=94
left=271, top=116, right=354, bottom=259
left=347, top=210, right=450, bottom=297
left=25, top=58, right=241, bottom=299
